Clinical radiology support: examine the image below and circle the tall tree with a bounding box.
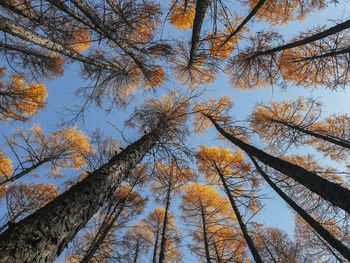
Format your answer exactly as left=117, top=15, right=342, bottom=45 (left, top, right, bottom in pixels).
left=0, top=93, right=190, bottom=262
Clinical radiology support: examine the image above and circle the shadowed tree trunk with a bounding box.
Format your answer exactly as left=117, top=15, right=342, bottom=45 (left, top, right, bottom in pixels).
left=0, top=125, right=164, bottom=263
left=0, top=15, right=119, bottom=72
left=221, top=0, right=267, bottom=46
left=214, top=164, right=264, bottom=263
left=188, top=0, right=210, bottom=66
left=205, top=114, right=350, bottom=214
left=158, top=185, right=172, bottom=263
left=250, top=156, right=350, bottom=262
left=200, top=205, right=212, bottom=263
left=265, top=117, right=350, bottom=149
left=152, top=229, right=160, bottom=263
left=250, top=19, right=350, bottom=58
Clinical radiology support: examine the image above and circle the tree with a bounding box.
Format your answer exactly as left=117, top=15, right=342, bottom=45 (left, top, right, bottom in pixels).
left=197, top=146, right=263, bottom=263
left=203, top=113, right=350, bottom=214
left=143, top=207, right=182, bottom=263
left=0, top=124, right=93, bottom=188
left=249, top=97, right=350, bottom=160
left=181, top=183, right=248, bottom=263
left=0, top=93, right=190, bottom=262
left=250, top=156, right=350, bottom=261
left=150, top=161, right=195, bottom=263
left=0, top=68, right=47, bottom=121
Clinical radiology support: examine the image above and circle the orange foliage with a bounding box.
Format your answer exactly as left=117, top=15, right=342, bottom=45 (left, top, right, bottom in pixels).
left=168, top=0, right=196, bottom=30
left=0, top=69, right=48, bottom=121
left=193, top=96, right=232, bottom=133
left=144, top=66, right=165, bottom=88
left=0, top=152, right=13, bottom=198
left=69, top=28, right=91, bottom=53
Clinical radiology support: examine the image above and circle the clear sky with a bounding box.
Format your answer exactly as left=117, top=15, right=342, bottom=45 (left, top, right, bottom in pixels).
left=1, top=0, right=350, bottom=262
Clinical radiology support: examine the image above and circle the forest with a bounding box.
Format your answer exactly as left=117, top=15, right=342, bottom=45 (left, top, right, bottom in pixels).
left=0, top=0, right=350, bottom=262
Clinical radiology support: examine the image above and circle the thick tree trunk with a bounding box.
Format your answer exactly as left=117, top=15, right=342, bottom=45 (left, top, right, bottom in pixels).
left=250, top=19, right=350, bottom=58
left=214, top=165, right=264, bottom=263
left=188, top=0, right=210, bottom=66
left=206, top=114, right=350, bottom=214
left=221, top=0, right=267, bottom=47
left=250, top=157, right=350, bottom=262
left=158, top=186, right=172, bottom=263
left=268, top=117, right=350, bottom=149
left=200, top=206, right=212, bottom=263
left=0, top=126, right=163, bottom=263
left=0, top=15, right=117, bottom=72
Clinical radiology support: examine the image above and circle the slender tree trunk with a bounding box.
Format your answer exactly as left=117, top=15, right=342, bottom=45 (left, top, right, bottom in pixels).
left=158, top=186, right=172, bottom=263
left=0, top=15, right=117, bottom=72
left=133, top=239, right=140, bottom=263
left=0, top=126, right=164, bottom=263
left=293, top=46, right=350, bottom=62
left=0, top=157, right=51, bottom=188
left=214, top=165, right=264, bottom=263
left=250, top=19, right=350, bottom=58
left=267, top=117, right=350, bottom=149
left=250, top=156, right=350, bottom=262
left=221, top=0, right=267, bottom=46
left=188, top=0, right=210, bottom=66
left=200, top=206, right=212, bottom=263
left=80, top=191, right=131, bottom=263
left=152, top=229, right=160, bottom=263
left=206, top=114, right=350, bottom=214
left=213, top=241, right=222, bottom=263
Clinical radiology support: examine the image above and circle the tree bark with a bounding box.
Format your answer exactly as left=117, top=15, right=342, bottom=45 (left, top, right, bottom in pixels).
left=0, top=126, right=163, bottom=263
left=0, top=15, right=117, bottom=72
left=250, top=156, right=350, bottom=262
left=221, top=0, right=267, bottom=47
left=267, top=117, right=350, bottom=149
left=158, top=185, right=172, bottom=263
left=214, top=164, right=264, bottom=263
left=152, top=229, right=160, bottom=263
left=200, top=206, right=212, bottom=263
left=206, top=114, right=350, bottom=214
left=188, top=0, right=210, bottom=66
left=250, top=19, right=350, bottom=58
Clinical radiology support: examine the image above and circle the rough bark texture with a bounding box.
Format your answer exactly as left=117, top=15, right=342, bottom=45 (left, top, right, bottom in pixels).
left=188, top=0, right=210, bottom=65
left=0, top=127, right=162, bottom=263
left=158, top=186, right=172, bottom=263
left=251, top=19, right=350, bottom=58
left=250, top=157, right=350, bottom=262
left=221, top=0, right=267, bottom=46
left=214, top=165, right=264, bottom=263
left=206, top=114, right=350, bottom=214
left=0, top=15, right=116, bottom=72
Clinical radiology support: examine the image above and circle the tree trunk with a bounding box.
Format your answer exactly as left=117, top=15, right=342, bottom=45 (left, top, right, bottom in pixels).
left=0, top=15, right=117, bottom=72
left=158, top=186, right=172, bottom=263
left=133, top=239, right=140, bottom=263
left=213, top=241, right=222, bottom=263
left=268, top=117, right=350, bottom=149
left=250, top=19, right=350, bottom=58
left=0, top=126, right=163, bottom=263
left=206, top=114, right=350, bottom=214
left=214, top=164, right=264, bottom=263
left=152, top=229, right=160, bottom=263
left=250, top=156, right=350, bottom=262
left=221, top=0, right=267, bottom=47
left=188, top=0, right=210, bottom=66
left=0, top=157, right=51, bottom=188
left=200, top=206, right=212, bottom=263
left=293, top=46, right=350, bottom=62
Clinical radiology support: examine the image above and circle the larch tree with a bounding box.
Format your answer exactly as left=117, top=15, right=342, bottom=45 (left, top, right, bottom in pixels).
left=197, top=146, right=263, bottom=263
left=150, top=161, right=195, bottom=263
left=0, top=92, right=191, bottom=262
left=181, top=183, right=248, bottom=263
left=0, top=124, right=93, bottom=188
